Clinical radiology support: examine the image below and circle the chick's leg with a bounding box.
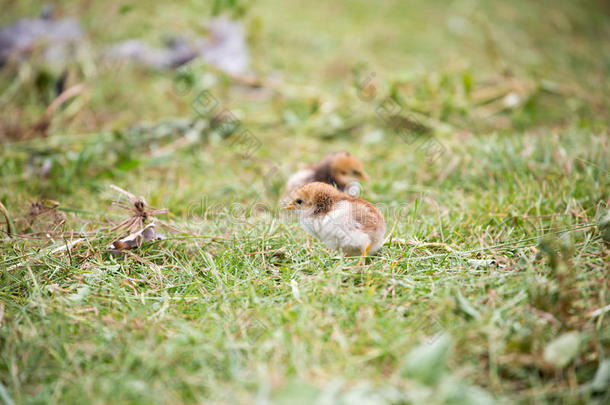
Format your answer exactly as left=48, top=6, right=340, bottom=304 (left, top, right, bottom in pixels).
left=357, top=244, right=371, bottom=266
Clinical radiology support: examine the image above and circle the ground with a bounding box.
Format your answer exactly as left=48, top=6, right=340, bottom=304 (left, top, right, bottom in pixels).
left=1, top=0, right=609, bottom=404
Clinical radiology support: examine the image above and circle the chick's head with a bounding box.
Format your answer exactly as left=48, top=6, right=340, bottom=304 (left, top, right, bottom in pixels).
left=330, top=152, right=369, bottom=186
left=284, top=182, right=340, bottom=214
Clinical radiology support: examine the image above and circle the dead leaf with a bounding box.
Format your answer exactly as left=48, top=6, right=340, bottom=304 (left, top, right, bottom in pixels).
left=110, top=223, right=165, bottom=253
left=108, top=185, right=169, bottom=254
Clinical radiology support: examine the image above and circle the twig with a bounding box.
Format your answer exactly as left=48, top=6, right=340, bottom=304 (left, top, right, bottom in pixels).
left=588, top=304, right=610, bottom=319
left=391, top=238, right=456, bottom=252
left=33, top=83, right=87, bottom=136
left=110, top=184, right=140, bottom=203
left=0, top=201, right=15, bottom=238
left=7, top=237, right=87, bottom=271
left=529, top=306, right=562, bottom=327
left=383, top=209, right=402, bottom=246
left=123, top=250, right=164, bottom=287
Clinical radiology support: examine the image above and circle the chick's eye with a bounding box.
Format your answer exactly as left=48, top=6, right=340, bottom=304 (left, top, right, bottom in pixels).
left=296, top=199, right=303, bottom=205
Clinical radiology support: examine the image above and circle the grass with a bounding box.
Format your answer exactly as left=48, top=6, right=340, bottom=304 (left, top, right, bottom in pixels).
left=1, top=0, right=610, bottom=403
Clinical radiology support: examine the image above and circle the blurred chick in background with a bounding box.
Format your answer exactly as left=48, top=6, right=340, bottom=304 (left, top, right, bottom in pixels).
left=284, top=182, right=385, bottom=261
left=284, top=151, right=369, bottom=198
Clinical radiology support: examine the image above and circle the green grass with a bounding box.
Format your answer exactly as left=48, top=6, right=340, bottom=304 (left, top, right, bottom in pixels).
left=1, top=0, right=610, bottom=403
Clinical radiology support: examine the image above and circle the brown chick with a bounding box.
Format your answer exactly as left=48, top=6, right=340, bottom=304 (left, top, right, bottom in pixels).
left=284, top=182, right=385, bottom=259
left=284, top=151, right=369, bottom=197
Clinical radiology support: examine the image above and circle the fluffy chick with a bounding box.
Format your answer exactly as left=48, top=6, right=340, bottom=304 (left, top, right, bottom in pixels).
left=285, top=182, right=385, bottom=257
left=284, top=151, right=369, bottom=197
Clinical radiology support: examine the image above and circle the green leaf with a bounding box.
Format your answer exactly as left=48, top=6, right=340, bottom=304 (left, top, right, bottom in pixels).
left=119, top=4, right=134, bottom=14
left=272, top=382, right=319, bottom=405
left=67, top=286, right=91, bottom=303
left=543, top=331, right=580, bottom=369
left=401, top=334, right=452, bottom=385
left=456, top=291, right=481, bottom=320
left=116, top=158, right=141, bottom=172
left=591, top=359, right=610, bottom=392
left=438, top=375, right=497, bottom=405
left=462, top=71, right=473, bottom=95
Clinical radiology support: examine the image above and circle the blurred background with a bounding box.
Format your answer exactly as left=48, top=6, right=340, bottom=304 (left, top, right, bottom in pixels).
left=1, top=0, right=609, bottom=205
left=1, top=0, right=608, bottom=137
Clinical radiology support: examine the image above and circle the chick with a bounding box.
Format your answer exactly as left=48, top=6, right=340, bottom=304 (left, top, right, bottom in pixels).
left=284, top=182, right=385, bottom=259
left=284, top=151, right=369, bottom=197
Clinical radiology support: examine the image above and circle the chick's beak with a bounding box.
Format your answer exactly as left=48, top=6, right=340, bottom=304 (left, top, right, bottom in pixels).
left=284, top=203, right=296, bottom=210
left=361, top=172, right=370, bottom=181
